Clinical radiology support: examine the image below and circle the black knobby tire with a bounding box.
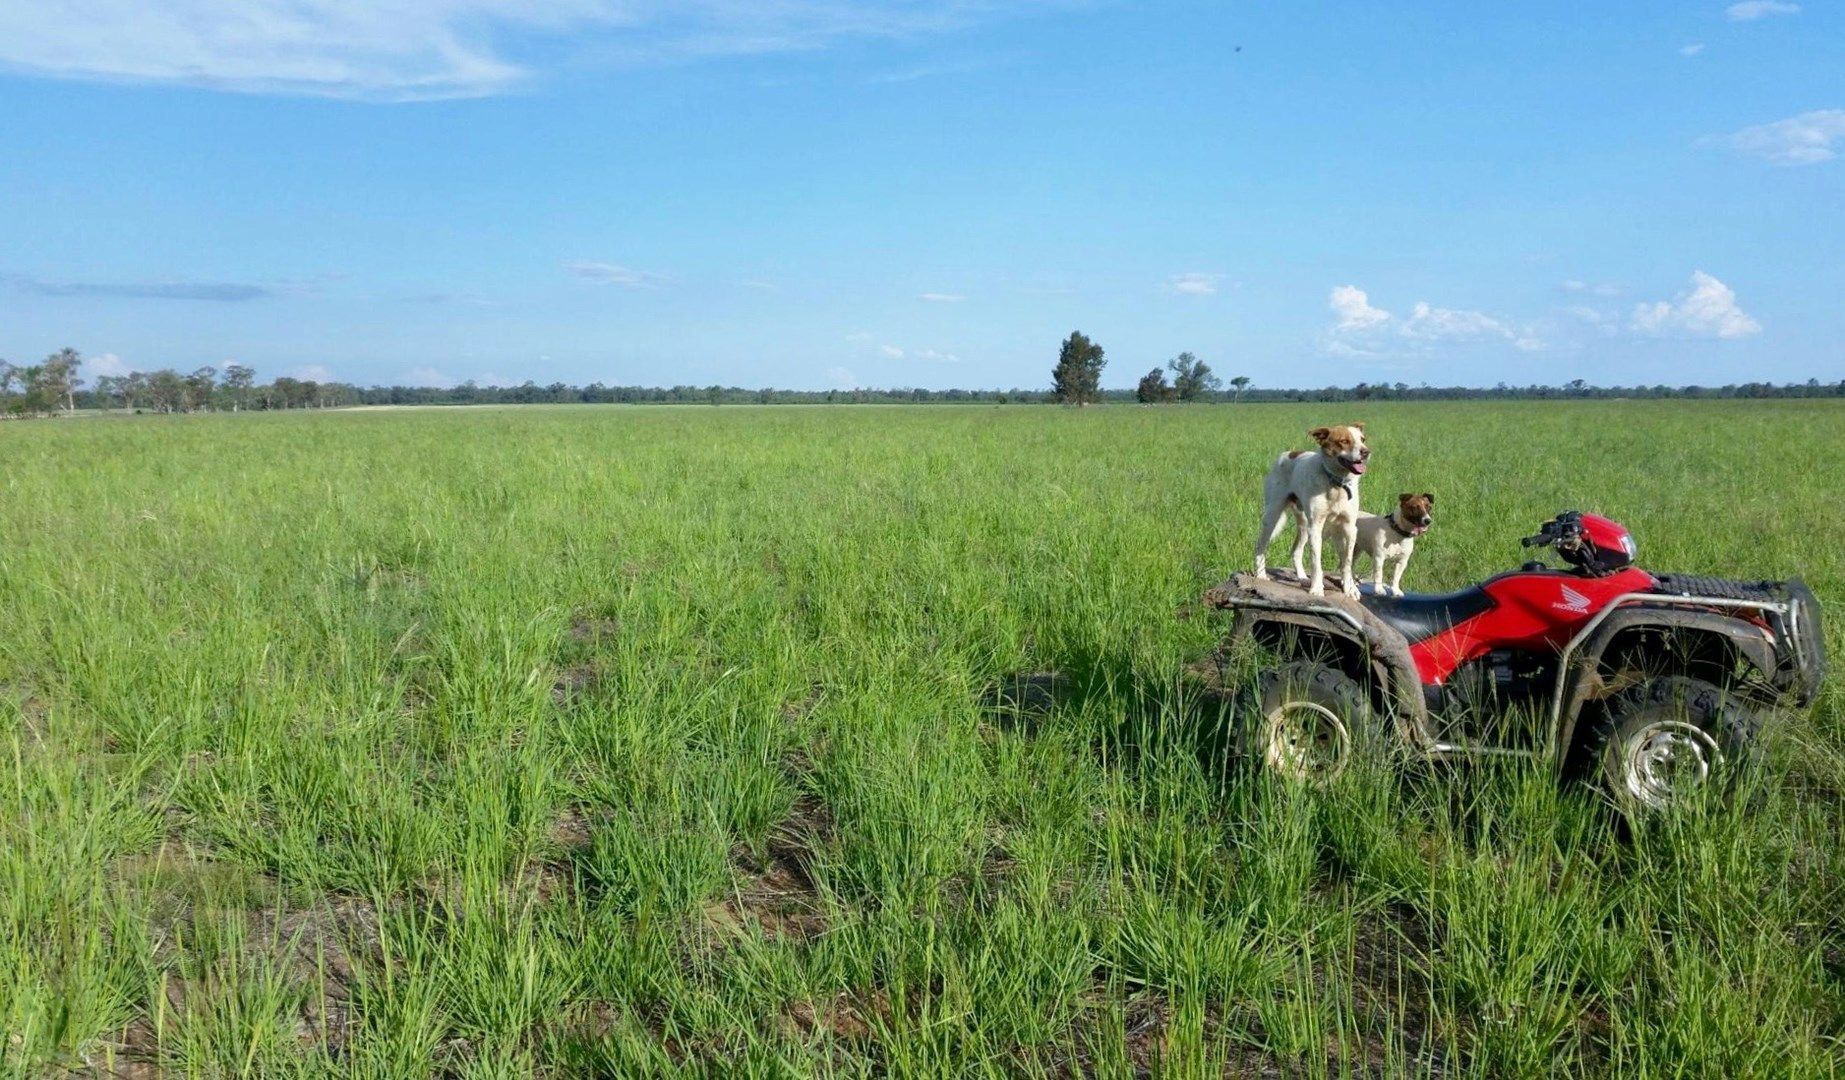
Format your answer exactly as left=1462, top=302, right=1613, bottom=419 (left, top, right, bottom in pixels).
left=1584, top=676, right=1758, bottom=812
left=1249, top=660, right=1370, bottom=784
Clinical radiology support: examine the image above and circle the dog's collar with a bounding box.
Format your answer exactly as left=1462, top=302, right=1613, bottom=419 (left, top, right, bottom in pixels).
left=1322, top=461, right=1356, bottom=499
left=1387, top=512, right=1417, bottom=540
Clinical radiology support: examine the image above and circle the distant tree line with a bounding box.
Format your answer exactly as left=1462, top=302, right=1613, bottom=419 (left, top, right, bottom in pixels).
left=1, top=351, right=351, bottom=416
left=3, top=344, right=1842, bottom=419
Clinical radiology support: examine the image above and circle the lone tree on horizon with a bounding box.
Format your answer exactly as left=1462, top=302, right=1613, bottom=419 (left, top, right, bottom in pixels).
left=1168, top=352, right=1221, bottom=402
left=1230, top=375, right=1251, bottom=402
left=1052, top=331, right=1105, bottom=406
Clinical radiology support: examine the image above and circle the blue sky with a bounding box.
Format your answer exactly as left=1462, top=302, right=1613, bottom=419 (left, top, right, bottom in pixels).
left=1, top=1, right=1840, bottom=391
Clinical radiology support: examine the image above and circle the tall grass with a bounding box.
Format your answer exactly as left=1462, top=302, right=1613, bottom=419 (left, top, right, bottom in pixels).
left=1, top=401, right=1840, bottom=1075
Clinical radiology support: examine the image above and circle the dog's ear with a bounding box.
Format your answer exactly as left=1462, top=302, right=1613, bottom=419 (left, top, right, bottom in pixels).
left=1309, top=427, right=1331, bottom=444
left=1398, top=492, right=1414, bottom=504
left=1422, top=492, right=1435, bottom=505
left=1350, top=422, right=1366, bottom=433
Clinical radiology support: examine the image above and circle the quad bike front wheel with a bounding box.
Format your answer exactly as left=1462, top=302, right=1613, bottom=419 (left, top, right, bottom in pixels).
left=1251, top=660, right=1370, bottom=784
left=1589, top=676, right=1758, bottom=812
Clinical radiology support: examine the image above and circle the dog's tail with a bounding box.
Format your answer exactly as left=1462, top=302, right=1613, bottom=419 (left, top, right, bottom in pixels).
left=1263, top=450, right=1295, bottom=500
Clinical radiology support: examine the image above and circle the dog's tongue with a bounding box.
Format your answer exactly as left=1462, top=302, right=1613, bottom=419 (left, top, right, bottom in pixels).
left=1348, top=461, right=1367, bottom=475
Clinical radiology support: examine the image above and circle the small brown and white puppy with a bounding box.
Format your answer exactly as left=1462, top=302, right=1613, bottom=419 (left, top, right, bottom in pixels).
left=1354, top=492, right=1434, bottom=597
left=1253, top=424, right=1370, bottom=598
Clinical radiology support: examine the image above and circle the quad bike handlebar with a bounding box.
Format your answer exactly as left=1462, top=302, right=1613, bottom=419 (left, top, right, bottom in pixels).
left=1518, top=510, right=1636, bottom=575
left=1520, top=511, right=1584, bottom=550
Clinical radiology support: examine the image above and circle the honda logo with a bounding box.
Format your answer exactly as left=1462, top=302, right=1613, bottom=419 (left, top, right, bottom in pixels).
left=1553, top=584, right=1591, bottom=615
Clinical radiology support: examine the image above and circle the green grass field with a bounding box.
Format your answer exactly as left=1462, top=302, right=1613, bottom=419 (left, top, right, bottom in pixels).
left=3, top=401, right=1841, bottom=1077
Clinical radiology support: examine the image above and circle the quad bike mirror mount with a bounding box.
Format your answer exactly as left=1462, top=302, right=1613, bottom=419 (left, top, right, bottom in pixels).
left=1519, top=510, right=1635, bottom=576
left=1520, top=511, right=1587, bottom=560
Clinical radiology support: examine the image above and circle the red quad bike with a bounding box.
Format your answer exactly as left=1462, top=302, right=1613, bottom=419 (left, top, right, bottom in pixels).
left=1207, top=511, right=1827, bottom=811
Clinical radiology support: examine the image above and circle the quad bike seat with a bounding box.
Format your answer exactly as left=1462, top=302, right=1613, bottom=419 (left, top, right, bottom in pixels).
left=1361, top=586, right=1496, bottom=643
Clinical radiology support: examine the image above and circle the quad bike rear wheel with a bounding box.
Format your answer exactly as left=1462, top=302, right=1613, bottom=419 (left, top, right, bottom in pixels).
left=1251, top=660, right=1370, bottom=784
left=1588, top=676, right=1758, bottom=812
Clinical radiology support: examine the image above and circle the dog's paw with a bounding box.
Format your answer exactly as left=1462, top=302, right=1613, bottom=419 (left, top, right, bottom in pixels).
left=1340, top=579, right=1361, bottom=600
left=1253, top=568, right=1270, bottom=581
left=1307, top=582, right=1326, bottom=597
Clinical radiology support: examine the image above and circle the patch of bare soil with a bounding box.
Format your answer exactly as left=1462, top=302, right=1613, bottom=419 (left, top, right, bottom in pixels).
left=713, top=795, right=834, bottom=944
left=1179, top=636, right=1242, bottom=693
left=78, top=1020, right=164, bottom=1079
left=1120, top=993, right=1173, bottom=1075
left=518, top=806, right=597, bottom=904
left=1344, top=904, right=1446, bottom=1072
left=566, top=615, right=620, bottom=644
left=257, top=897, right=379, bottom=1052
left=552, top=614, right=619, bottom=703
left=779, top=989, right=890, bottom=1042
left=549, top=807, right=594, bottom=852
left=551, top=665, right=598, bottom=705
left=1055, top=989, right=1302, bottom=1078
left=101, top=847, right=380, bottom=1069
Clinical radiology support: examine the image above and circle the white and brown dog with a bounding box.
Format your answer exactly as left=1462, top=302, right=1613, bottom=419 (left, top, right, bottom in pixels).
left=1254, top=424, right=1370, bottom=598
left=1354, top=492, right=1434, bottom=597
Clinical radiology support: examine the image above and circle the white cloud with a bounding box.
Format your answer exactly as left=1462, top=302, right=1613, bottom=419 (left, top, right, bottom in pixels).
left=741, top=279, right=776, bottom=291
left=563, top=259, right=666, bottom=287
left=403, top=366, right=455, bottom=387
left=1327, top=285, right=1542, bottom=354
left=87, top=351, right=132, bottom=377
left=1166, top=272, right=1223, bottom=296
left=1679, top=42, right=1705, bottom=56
left=918, top=292, right=966, bottom=303
left=1322, top=338, right=1385, bottom=360
left=1401, top=301, right=1514, bottom=343
left=1564, top=305, right=1622, bottom=336
left=0, top=1, right=1058, bottom=101
left=1561, top=279, right=1620, bottom=297
left=291, top=364, right=335, bottom=381
left=873, top=341, right=959, bottom=364
left=7, top=273, right=269, bottom=300
left=867, top=57, right=995, bottom=85
left=1329, top=285, right=1391, bottom=330
left=475, top=372, right=511, bottom=386
left=1726, top=0, right=1799, bottom=20
left=1707, top=109, right=1845, bottom=166
left=1630, top=271, right=1760, bottom=339
left=826, top=366, right=858, bottom=390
